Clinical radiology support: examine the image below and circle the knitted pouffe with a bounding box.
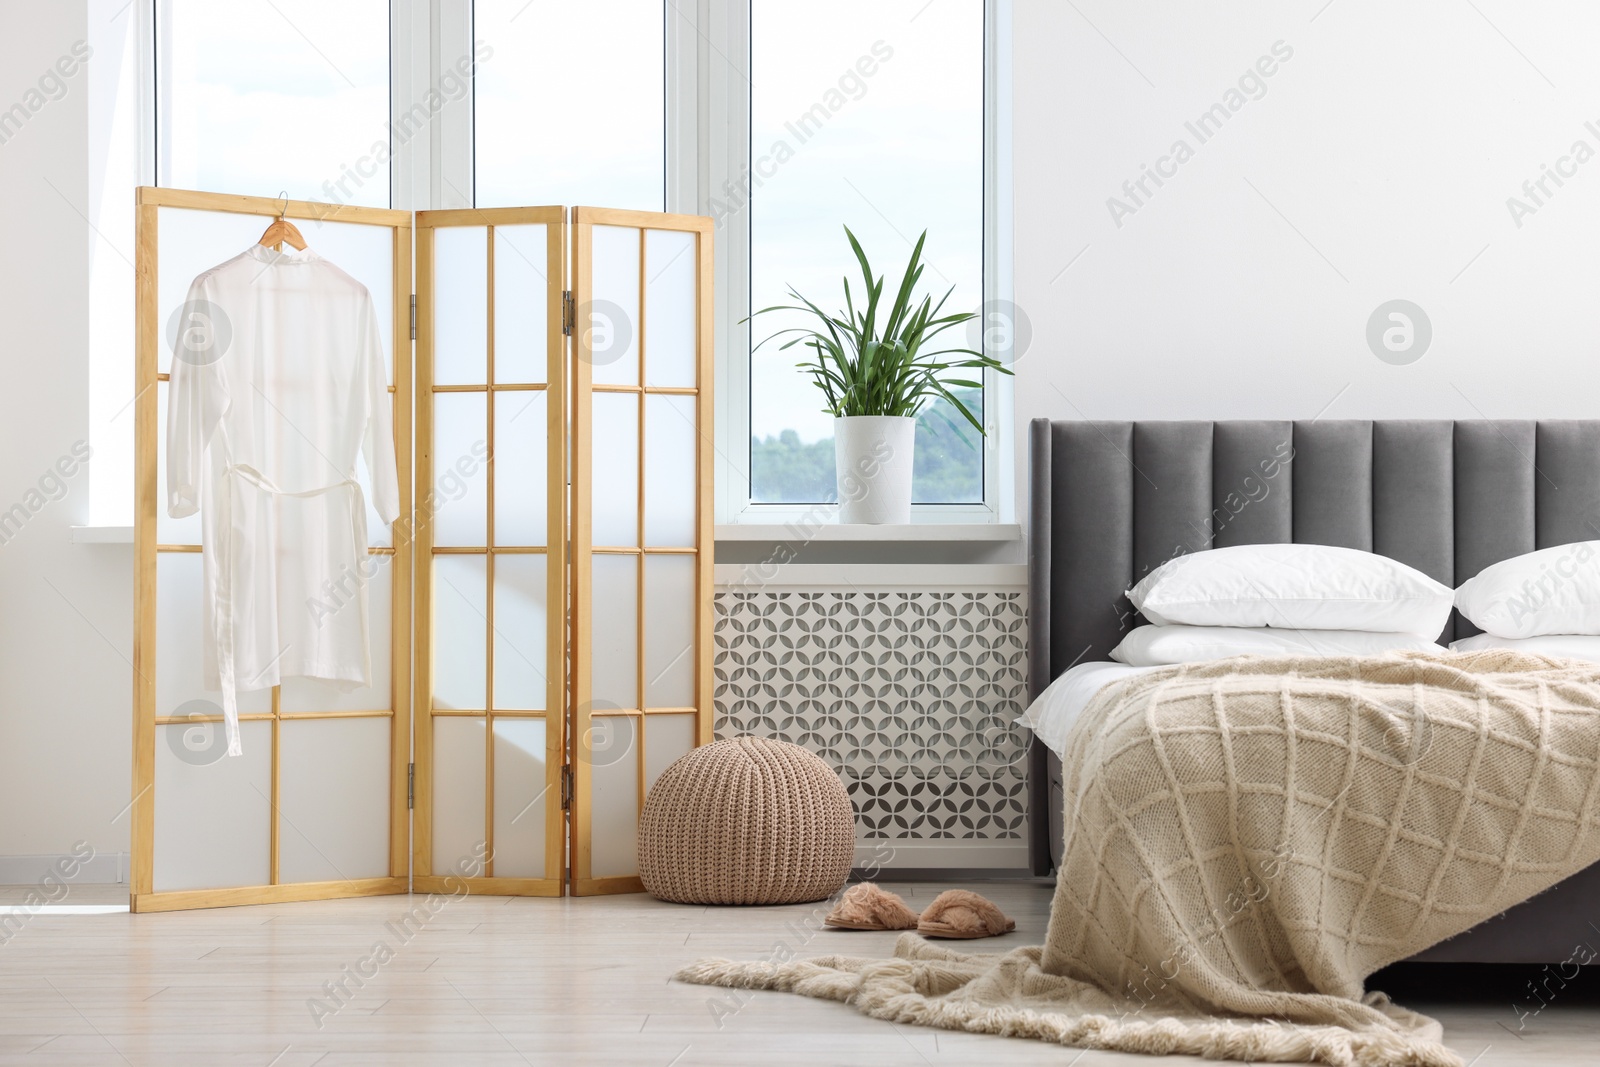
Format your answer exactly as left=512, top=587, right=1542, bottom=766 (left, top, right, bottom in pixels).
left=638, top=736, right=855, bottom=905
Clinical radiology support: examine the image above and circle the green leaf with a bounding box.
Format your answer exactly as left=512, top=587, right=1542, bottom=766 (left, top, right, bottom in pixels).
left=747, top=226, right=992, bottom=433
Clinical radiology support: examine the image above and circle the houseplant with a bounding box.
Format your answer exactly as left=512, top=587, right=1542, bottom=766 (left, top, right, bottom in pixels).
left=749, top=227, right=1011, bottom=523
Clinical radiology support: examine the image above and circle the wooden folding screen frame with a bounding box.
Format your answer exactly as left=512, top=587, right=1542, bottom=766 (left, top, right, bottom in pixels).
left=411, top=207, right=568, bottom=898
left=569, top=207, right=715, bottom=896
left=130, top=187, right=414, bottom=912
left=132, top=193, right=713, bottom=909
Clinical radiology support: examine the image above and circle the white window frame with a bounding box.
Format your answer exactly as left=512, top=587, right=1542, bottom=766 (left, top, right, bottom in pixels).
left=110, top=0, right=463, bottom=218
left=88, top=0, right=1009, bottom=531
left=84, top=0, right=157, bottom=531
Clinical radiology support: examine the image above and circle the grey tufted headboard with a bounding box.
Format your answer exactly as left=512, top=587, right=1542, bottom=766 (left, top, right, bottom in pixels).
left=1026, top=418, right=1600, bottom=879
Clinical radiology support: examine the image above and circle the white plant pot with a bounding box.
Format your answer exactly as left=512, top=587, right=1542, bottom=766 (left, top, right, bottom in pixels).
left=834, top=415, right=915, bottom=524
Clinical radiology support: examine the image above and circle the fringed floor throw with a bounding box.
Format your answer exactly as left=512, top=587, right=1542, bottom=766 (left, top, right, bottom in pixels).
left=677, top=651, right=1600, bottom=1066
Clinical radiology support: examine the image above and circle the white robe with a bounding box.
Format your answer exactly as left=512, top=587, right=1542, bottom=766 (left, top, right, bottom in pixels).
left=167, top=244, right=400, bottom=756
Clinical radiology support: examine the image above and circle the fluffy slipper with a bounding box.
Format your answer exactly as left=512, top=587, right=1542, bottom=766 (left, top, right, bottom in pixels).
left=915, top=889, right=1016, bottom=939
left=823, top=882, right=921, bottom=931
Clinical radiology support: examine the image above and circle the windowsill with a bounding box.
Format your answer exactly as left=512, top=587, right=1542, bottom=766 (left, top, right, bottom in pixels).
left=714, top=562, right=1028, bottom=589
left=71, top=525, right=134, bottom=544
left=715, top=523, right=1020, bottom=544
left=68, top=524, right=1021, bottom=546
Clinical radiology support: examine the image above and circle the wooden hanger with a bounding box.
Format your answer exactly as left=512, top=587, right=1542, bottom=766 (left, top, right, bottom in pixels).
left=258, top=191, right=307, bottom=252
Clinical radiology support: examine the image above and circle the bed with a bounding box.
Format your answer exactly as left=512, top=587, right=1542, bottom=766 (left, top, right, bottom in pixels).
left=1025, top=417, right=1600, bottom=963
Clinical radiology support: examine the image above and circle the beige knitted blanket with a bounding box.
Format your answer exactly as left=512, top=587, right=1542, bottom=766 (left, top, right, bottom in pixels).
left=677, top=649, right=1600, bottom=1066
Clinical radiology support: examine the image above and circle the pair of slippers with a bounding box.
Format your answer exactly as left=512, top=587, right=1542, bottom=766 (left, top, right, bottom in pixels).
left=823, top=883, right=1015, bottom=939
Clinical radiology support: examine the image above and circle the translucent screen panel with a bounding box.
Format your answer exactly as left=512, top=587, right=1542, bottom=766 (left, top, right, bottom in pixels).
left=277, top=717, right=391, bottom=883
left=155, top=385, right=200, bottom=545
left=494, top=391, right=549, bottom=547
left=643, top=394, right=697, bottom=547
left=155, top=551, right=270, bottom=718
left=431, top=716, right=487, bottom=873
left=155, top=208, right=276, bottom=377
left=474, top=0, right=663, bottom=210
left=591, top=392, right=639, bottom=546
left=157, top=0, right=389, bottom=205
left=153, top=720, right=271, bottom=892
left=590, top=554, right=638, bottom=710
left=493, top=554, right=548, bottom=711
left=431, top=392, right=490, bottom=546
left=433, top=556, right=488, bottom=710
left=644, top=555, right=696, bottom=709
left=643, top=229, right=697, bottom=388
left=645, top=714, right=696, bottom=794
left=281, top=569, right=393, bottom=711
left=588, top=226, right=641, bottom=387
left=492, top=717, right=548, bottom=878
left=587, top=713, right=639, bottom=879
left=493, top=225, right=550, bottom=384
left=304, top=222, right=396, bottom=374
left=434, top=226, right=488, bottom=386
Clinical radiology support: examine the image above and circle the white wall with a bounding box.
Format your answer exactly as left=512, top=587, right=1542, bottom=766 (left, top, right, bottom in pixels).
left=15, top=0, right=1600, bottom=876
left=0, top=1, right=133, bottom=874
left=1014, top=0, right=1600, bottom=523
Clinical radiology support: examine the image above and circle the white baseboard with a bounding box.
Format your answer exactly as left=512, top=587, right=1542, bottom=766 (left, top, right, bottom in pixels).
left=852, top=839, right=1029, bottom=871
left=1, top=845, right=1023, bottom=885
left=0, top=852, right=128, bottom=885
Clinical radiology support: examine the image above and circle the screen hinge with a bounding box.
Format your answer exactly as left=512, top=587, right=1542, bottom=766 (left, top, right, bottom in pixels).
left=561, top=764, right=572, bottom=810
left=562, top=290, right=574, bottom=336
left=407, top=762, right=415, bottom=809
left=409, top=294, right=417, bottom=340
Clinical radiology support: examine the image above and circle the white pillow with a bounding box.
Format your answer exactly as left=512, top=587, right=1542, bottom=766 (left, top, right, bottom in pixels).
left=1110, top=624, right=1439, bottom=666
left=1454, top=541, right=1600, bottom=638
left=1450, top=632, right=1600, bottom=662
left=1128, top=543, right=1453, bottom=636
left=1016, top=661, right=1156, bottom=754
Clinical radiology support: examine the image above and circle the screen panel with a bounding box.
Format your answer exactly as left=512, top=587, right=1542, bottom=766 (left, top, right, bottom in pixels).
left=152, top=720, right=272, bottom=892
left=414, top=206, right=567, bottom=897
left=492, top=717, right=550, bottom=879
left=493, top=554, right=549, bottom=711
left=278, top=717, right=392, bottom=883
left=131, top=187, right=412, bottom=912
left=570, top=207, right=713, bottom=896
left=431, top=715, right=488, bottom=874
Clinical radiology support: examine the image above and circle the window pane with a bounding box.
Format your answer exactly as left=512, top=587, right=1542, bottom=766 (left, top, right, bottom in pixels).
left=749, top=1, right=984, bottom=505
left=157, top=0, right=391, bottom=206
left=474, top=1, right=664, bottom=210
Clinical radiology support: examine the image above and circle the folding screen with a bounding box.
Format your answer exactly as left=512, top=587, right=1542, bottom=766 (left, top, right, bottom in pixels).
left=131, top=188, right=414, bottom=912
left=132, top=192, right=713, bottom=908
left=569, top=208, right=714, bottom=896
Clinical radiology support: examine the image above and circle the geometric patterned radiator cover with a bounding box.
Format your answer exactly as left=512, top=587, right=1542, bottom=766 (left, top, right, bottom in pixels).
left=714, top=590, right=1029, bottom=840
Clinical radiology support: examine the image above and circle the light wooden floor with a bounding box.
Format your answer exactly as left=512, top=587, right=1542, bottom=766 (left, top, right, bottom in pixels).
left=0, top=880, right=1592, bottom=1065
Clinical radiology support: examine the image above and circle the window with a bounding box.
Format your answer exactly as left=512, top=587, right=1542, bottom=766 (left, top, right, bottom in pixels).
left=93, top=1, right=1006, bottom=528
left=473, top=0, right=664, bottom=210
left=155, top=0, right=391, bottom=206
left=747, top=1, right=986, bottom=506
left=88, top=0, right=394, bottom=529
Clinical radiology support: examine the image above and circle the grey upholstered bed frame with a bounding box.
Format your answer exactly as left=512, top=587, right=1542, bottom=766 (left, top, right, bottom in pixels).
left=1026, top=418, right=1600, bottom=964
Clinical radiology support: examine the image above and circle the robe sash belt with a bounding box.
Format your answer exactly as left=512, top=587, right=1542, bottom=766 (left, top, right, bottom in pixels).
left=215, top=463, right=367, bottom=757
